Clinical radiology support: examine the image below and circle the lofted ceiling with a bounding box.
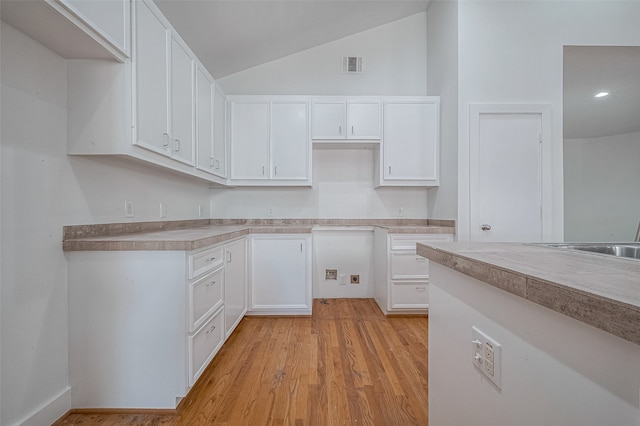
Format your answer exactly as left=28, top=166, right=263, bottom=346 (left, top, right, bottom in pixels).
left=563, top=46, right=640, bottom=139
left=155, top=0, right=430, bottom=79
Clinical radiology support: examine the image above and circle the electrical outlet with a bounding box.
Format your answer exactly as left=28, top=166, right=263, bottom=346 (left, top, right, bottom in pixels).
left=471, top=326, right=502, bottom=388
left=398, top=207, right=404, bottom=217
left=350, top=275, right=360, bottom=284
left=124, top=200, right=134, bottom=218
left=160, top=202, right=167, bottom=218
left=198, top=204, right=203, bottom=217
left=267, top=207, right=273, bottom=217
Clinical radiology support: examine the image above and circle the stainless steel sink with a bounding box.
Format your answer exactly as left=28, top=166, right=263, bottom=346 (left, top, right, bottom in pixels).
left=541, top=243, right=640, bottom=260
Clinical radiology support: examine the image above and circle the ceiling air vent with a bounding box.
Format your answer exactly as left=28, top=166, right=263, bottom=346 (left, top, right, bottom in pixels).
left=342, top=56, right=363, bottom=73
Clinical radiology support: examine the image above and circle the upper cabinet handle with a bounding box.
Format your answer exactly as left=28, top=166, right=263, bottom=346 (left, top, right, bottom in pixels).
left=174, top=139, right=181, bottom=152
left=163, top=133, right=170, bottom=147
left=351, top=125, right=354, bottom=135
left=339, top=125, right=342, bottom=135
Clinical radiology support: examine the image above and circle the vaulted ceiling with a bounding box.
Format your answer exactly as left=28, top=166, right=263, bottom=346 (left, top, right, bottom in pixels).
left=155, top=0, right=431, bottom=78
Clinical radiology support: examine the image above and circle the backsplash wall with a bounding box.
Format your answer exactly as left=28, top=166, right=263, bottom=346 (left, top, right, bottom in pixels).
left=210, top=148, right=429, bottom=218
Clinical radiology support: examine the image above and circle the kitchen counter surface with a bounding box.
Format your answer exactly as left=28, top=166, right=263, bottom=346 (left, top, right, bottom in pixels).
left=63, top=219, right=455, bottom=252
left=417, top=242, right=640, bottom=345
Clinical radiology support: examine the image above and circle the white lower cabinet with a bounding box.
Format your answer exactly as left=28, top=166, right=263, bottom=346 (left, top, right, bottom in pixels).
left=249, top=234, right=312, bottom=315
left=374, top=230, right=453, bottom=314
left=68, top=237, right=247, bottom=409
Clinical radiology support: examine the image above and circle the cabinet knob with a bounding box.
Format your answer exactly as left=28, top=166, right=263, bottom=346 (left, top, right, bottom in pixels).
left=481, top=224, right=492, bottom=231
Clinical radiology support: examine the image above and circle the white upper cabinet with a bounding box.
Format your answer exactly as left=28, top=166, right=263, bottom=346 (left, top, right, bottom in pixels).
left=312, top=98, right=381, bottom=140
left=348, top=102, right=381, bottom=139
left=212, top=86, right=227, bottom=178
left=134, top=0, right=171, bottom=155
left=196, top=65, right=226, bottom=178
left=271, top=101, right=310, bottom=180
left=379, top=97, right=440, bottom=187
left=196, top=64, right=215, bottom=174
left=229, top=100, right=270, bottom=180
left=60, top=0, right=131, bottom=58
left=312, top=102, right=346, bottom=139
left=229, top=97, right=311, bottom=186
left=170, top=36, right=195, bottom=165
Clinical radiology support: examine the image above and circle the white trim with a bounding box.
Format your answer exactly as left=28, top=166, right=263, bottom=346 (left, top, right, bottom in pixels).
left=16, top=387, right=71, bottom=426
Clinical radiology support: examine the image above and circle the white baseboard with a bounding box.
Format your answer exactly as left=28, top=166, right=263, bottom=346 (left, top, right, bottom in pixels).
left=16, top=386, right=71, bottom=426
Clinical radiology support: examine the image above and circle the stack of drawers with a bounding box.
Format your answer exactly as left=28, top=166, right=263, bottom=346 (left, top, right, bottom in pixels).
left=187, top=245, right=225, bottom=386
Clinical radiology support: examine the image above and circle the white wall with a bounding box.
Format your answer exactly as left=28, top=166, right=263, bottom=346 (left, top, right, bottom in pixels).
left=564, top=130, right=640, bottom=242
left=455, top=1, right=640, bottom=241
left=312, top=230, right=375, bottom=298
left=211, top=148, right=428, bottom=218
left=218, top=12, right=428, bottom=96
left=0, top=24, right=211, bottom=426
left=426, top=1, right=458, bottom=221
left=429, top=263, right=640, bottom=426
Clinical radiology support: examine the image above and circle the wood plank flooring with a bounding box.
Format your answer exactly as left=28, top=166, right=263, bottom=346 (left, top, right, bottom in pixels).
left=57, top=299, right=428, bottom=425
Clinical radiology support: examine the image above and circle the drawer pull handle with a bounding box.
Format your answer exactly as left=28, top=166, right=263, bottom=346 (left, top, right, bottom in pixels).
left=205, top=257, right=217, bottom=262
left=206, top=325, right=216, bottom=335
left=206, top=280, right=216, bottom=287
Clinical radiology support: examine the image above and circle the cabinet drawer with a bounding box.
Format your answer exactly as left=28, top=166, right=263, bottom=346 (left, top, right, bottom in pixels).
left=390, top=234, right=453, bottom=250
left=391, top=281, right=428, bottom=309
left=189, top=246, right=224, bottom=279
left=189, top=267, right=224, bottom=332
left=391, top=252, right=429, bottom=280
left=188, top=307, right=224, bottom=386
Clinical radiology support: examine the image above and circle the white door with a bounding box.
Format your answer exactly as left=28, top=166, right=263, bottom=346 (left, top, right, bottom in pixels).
left=271, top=101, right=309, bottom=180
left=195, top=65, right=214, bottom=174
left=229, top=101, right=269, bottom=179
left=212, top=86, right=227, bottom=177
left=470, top=107, right=546, bottom=242
left=170, top=37, right=194, bottom=165
left=251, top=237, right=310, bottom=312
left=383, top=101, right=438, bottom=181
left=347, top=102, right=381, bottom=139
left=134, top=0, right=170, bottom=154
left=312, top=102, right=346, bottom=139
left=224, top=238, right=247, bottom=337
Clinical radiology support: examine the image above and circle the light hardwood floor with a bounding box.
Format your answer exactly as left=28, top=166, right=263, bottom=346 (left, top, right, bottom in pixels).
left=57, top=298, right=428, bottom=425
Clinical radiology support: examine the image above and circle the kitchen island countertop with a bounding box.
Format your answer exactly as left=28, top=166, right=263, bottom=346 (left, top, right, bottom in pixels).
left=417, top=241, right=640, bottom=346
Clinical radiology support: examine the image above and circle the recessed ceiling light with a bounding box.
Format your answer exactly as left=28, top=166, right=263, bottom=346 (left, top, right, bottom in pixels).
left=595, top=91, right=609, bottom=98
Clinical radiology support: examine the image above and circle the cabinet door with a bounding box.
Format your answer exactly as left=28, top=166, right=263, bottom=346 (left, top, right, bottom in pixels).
left=212, top=86, right=227, bottom=177
left=251, top=237, right=311, bottom=313
left=312, top=102, right=346, bottom=139
left=383, top=101, right=438, bottom=181
left=170, top=36, right=195, bottom=165
left=224, top=238, right=247, bottom=337
left=348, top=102, right=381, bottom=139
left=134, top=0, right=170, bottom=155
left=196, top=65, right=214, bottom=173
left=271, top=101, right=309, bottom=180
left=230, top=101, right=269, bottom=179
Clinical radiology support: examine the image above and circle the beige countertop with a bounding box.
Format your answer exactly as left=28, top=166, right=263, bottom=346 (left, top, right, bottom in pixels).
left=63, top=219, right=455, bottom=252
left=417, top=242, right=640, bottom=346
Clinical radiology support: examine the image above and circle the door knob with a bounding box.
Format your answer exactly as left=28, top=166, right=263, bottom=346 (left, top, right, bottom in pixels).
left=481, top=224, right=492, bottom=231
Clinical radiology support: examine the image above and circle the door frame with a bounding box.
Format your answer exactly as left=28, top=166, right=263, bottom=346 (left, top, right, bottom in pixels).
left=460, top=104, right=553, bottom=242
